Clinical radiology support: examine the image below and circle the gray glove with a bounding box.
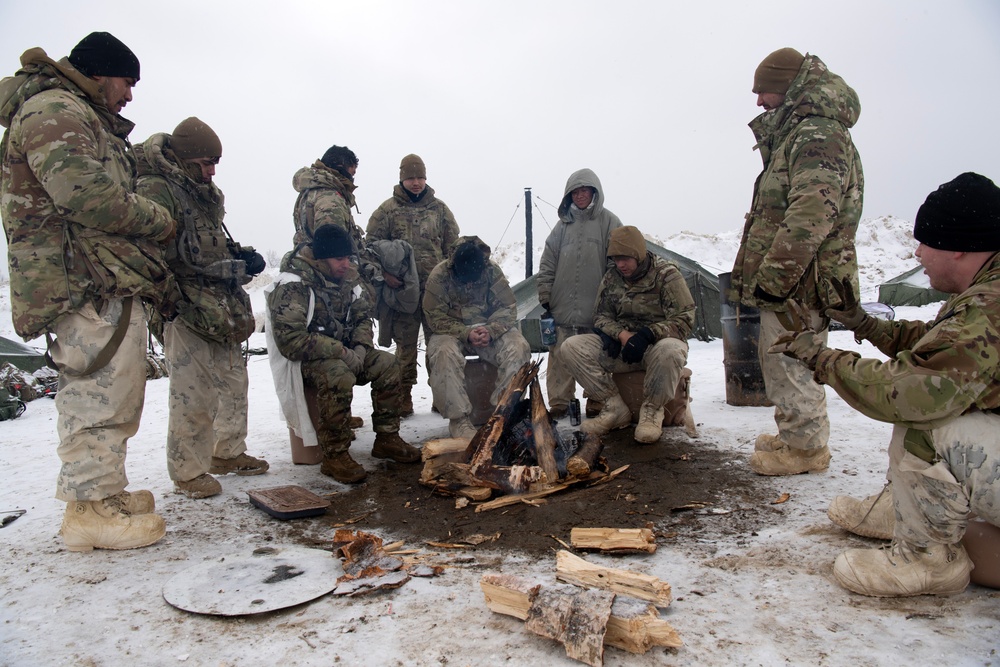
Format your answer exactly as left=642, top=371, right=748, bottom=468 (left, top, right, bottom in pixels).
left=341, top=345, right=365, bottom=375
left=825, top=277, right=868, bottom=330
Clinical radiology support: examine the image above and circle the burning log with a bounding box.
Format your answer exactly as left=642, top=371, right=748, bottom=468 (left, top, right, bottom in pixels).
left=465, top=361, right=541, bottom=467
left=529, top=378, right=560, bottom=483
left=566, top=433, right=603, bottom=476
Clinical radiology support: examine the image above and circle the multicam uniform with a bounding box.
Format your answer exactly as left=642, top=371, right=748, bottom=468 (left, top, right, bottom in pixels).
left=814, top=253, right=1000, bottom=546
left=730, top=53, right=864, bottom=453
left=422, top=236, right=531, bottom=416
left=366, top=184, right=460, bottom=388
left=561, top=253, right=694, bottom=409
left=291, top=161, right=365, bottom=257
left=536, top=168, right=621, bottom=412
left=0, top=49, right=173, bottom=501
left=267, top=252, right=402, bottom=459
left=134, top=132, right=255, bottom=483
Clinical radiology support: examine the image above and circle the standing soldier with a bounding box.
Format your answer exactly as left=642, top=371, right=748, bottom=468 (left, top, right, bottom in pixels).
left=267, top=225, right=420, bottom=483
left=537, top=168, right=621, bottom=419
left=561, top=226, right=694, bottom=443
left=135, top=117, right=269, bottom=499
left=0, top=33, right=175, bottom=550
left=423, top=237, right=532, bottom=439
left=367, top=154, right=460, bottom=416
left=729, top=48, right=864, bottom=476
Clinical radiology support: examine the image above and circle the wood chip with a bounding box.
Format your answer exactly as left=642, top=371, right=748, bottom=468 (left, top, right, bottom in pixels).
left=772, top=493, right=791, bottom=504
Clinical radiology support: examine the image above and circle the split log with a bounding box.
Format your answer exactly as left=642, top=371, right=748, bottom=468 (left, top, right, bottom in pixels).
left=465, top=361, right=541, bottom=467
left=555, top=550, right=672, bottom=607
left=570, top=528, right=656, bottom=554
left=434, top=461, right=542, bottom=495
left=421, top=437, right=470, bottom=461
left=480, top=574, right=682, bottom=656
left=529, top=378, right=560, bottom=483
left=525, top=585, right=614, bottom=667
left=566, top=433, right=603, bottom=477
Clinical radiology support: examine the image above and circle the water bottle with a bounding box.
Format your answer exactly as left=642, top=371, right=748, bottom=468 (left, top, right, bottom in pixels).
left=540, top=313, right=557, bottom=348
left=569, top=398, right=581, bottom=426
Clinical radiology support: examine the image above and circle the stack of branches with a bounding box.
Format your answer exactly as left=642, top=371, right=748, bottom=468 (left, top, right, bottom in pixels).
left=420, top=361, right=609, bottom=503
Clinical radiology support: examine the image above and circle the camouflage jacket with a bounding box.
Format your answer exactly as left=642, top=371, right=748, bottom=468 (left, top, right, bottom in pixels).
left=0, top=49, right=174, bottom=339
left=730, top=53, right=864, bottom=312
left=366, top=184, right=460, bottom=286
left=291, top=161, right=365, bottom=255
left=537, top=168, right=621, bottom=328
left=266, top=250, right=373, bottom=362
left=594, top=253, right=695, bottom=341
left=814, top=252, right=1000, bottom=429
left=135, top=132, right=254, bottom=345
left=423, top=236, right=518, bottom=342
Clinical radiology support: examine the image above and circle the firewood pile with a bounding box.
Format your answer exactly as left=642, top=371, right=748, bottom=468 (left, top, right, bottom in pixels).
left=420, top=361, right=619, bottom=506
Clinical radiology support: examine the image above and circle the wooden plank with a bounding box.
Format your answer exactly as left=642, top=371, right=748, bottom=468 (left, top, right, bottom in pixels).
left=570, top=528, right=656, bottom=554
left=555, top=550, right=672, bottom=607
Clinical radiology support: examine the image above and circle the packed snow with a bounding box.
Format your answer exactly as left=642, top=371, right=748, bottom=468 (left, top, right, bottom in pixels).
left=1, top=216, right=997, bottom=667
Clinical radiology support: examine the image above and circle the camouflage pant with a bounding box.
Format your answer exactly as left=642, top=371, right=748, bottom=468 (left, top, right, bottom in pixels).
left=890, top=412, right=1000, bottom=548
left=560, top=333, right=688, bottom=407
left=758, top=309, right=829, bottom=451
left=163, top=319, right=248, bottom=482
left=387, top=306, right=428, bottom=388
left=301, top=348, right=401, bottom=457
left=545, top=325, right=591, bottom=410
left=50, top=299, right=147, bottom=502
left=426, top=329, right=531, bottom=420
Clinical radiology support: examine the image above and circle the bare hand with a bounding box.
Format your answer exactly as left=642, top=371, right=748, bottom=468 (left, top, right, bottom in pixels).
left=382, top=271, right=403, bottom=289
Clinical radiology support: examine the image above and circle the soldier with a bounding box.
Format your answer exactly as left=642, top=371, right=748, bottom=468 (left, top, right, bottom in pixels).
left=423, top=237, right=532, bottom=439
left=267, top=225, right=420, bottom=484
left=772, top=173, right=1000, bottom=597
left=135, top=117, right=269, bottom=499
left=729, top=47, right=864, bottom=476
left=537, top=168, right=621, bottom=419
left=560, top=226, right=694, bottom=443
left=0, top=33, right=175, bottom=550
left=366, top=154, right=460, bottom=416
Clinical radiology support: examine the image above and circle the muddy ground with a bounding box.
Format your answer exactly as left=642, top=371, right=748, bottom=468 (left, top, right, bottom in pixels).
left=276, top=424, right=784, bottom=557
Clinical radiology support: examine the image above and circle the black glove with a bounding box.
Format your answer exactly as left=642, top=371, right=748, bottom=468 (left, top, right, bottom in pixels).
left=238, top=248, right=266, bottom=276
left=621, top=327, right=656, bottom=364
left=754, top=284, right=785, bottom=303
left=541, top=302, right=551, bottom=313
left=593, top=328, right=621, bottom=359
left=825, top=276, right=868, bottom=330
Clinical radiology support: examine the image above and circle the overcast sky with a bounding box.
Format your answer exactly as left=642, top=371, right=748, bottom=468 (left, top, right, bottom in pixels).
left=2, top=1, right=999, bottom=274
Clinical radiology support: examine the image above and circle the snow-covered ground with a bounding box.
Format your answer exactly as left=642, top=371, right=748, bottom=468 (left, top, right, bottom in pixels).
left=2, top=218, right=998, bottom=666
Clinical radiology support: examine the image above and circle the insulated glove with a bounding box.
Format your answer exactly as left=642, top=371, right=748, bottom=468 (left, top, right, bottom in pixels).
left=621, top=327, right=656, bottom=364
left=594, top=328, right=621, bottom=359
left=238, top=248, right=266, bottom=276
left=825, top=277, right=868, bottom=330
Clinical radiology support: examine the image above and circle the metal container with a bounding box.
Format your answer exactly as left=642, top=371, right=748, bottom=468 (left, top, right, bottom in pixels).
left=718, top=272, right=771, bottom=407
left=540, top=315, right=557, bottom=347
left=569, top=398, right=581, bottom=426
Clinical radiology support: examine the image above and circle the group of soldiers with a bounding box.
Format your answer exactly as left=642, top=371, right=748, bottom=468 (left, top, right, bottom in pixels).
left=2, top=32, right=998, bottom=601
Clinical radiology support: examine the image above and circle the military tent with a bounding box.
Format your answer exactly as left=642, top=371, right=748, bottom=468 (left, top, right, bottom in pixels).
left=513, top=239, right=722, bottom=352
left=877, top=265, right=948, bottom=307
left=0, top=335, right=46, bottom=373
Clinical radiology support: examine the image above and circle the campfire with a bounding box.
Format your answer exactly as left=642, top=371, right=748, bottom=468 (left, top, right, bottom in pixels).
left=420, top=361, right=616, bottom=506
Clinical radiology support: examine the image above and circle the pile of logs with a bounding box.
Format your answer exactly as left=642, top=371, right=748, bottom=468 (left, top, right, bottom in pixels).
left=481, top=549, right=680, bottom=666
left=420, top=361, right=609, bottom=502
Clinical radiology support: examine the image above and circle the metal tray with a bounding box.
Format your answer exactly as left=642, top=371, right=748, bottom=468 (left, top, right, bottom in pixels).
left=247, top=485, right=330, bottom=520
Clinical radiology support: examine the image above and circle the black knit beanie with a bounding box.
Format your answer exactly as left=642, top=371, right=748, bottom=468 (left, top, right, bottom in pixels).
left=312, top=225, right=354, bottom=259
left=68, top=32, right=140, bottom=79
left=320, top=145, right=359, bottom=180
left=913, top=172, right=1000, bottom=251
left=452, top=241, right=487, bottom=283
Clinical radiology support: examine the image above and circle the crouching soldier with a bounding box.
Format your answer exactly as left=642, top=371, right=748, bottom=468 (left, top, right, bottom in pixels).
left=561, top=226, right=695, bottom=443
left=267, top=225, right=420, bottom=483
left=135, top=117, right=268, bottom=499
left=423, top=237, right=531, bottom=439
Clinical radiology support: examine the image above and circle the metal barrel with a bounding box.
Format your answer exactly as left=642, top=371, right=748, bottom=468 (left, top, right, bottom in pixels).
left=718, top=272, right=771, bottom=406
